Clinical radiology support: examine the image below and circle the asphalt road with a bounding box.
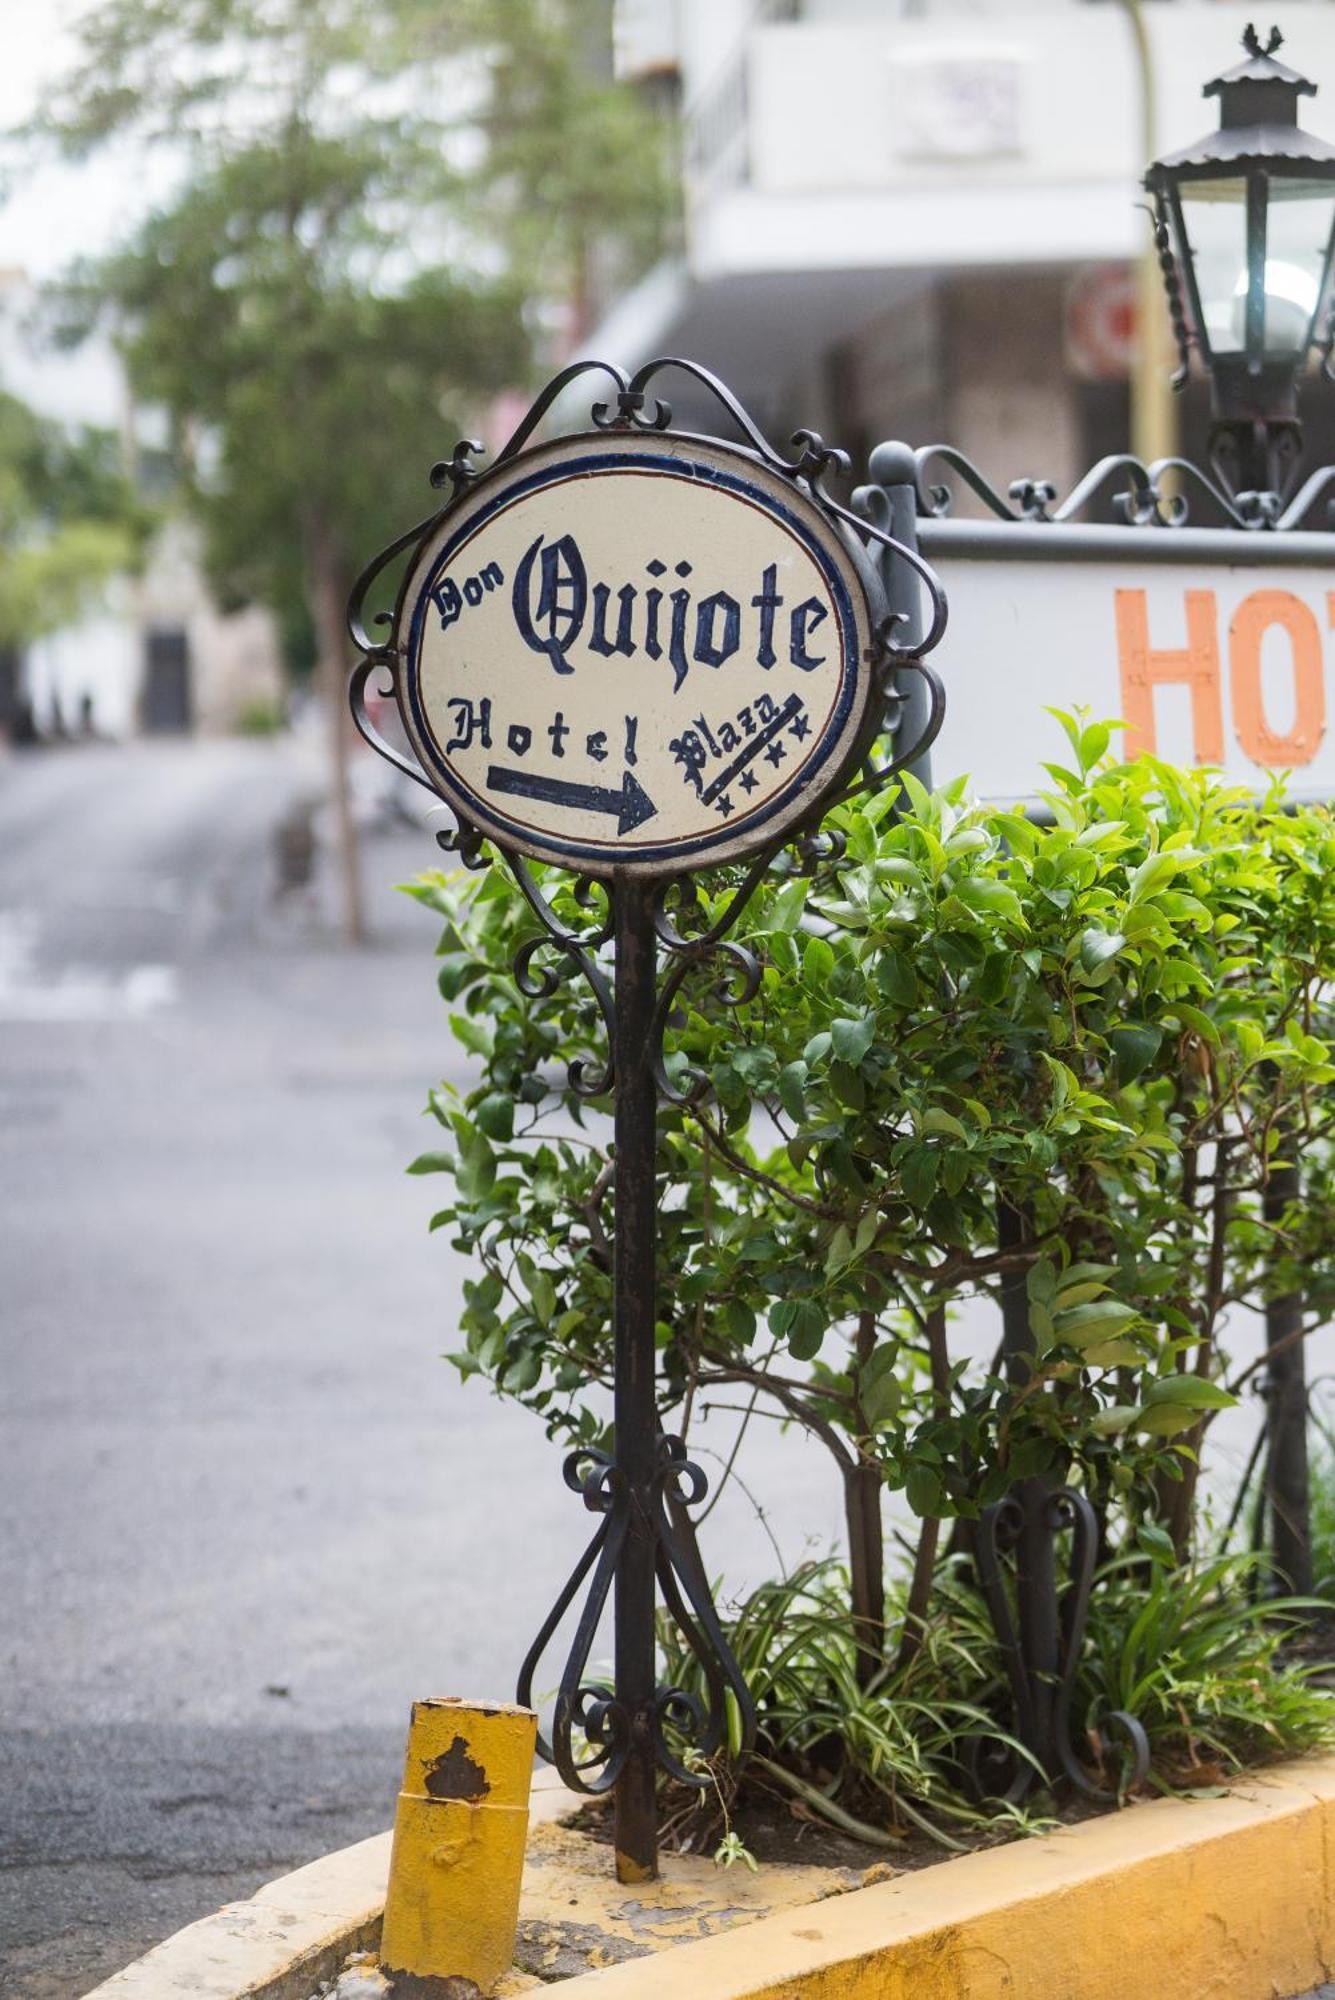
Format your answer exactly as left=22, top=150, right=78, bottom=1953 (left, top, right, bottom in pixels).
left=0, top=734, right=844, bottom=1998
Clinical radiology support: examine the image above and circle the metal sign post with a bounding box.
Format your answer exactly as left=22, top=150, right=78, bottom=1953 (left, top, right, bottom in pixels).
left=347, top=357, right=946, bottom=1879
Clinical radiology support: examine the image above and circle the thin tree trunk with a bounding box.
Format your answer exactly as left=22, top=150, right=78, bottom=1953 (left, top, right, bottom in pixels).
left=1263, top=1121, right=1312, bottom=1595
left=897, top=1302, right=951, bottom=1672
left=847, top=1310, right=885, bottom=1689
left=304, top=507, right=365, bottom=947
left=1157, top=1130, right=1231, bottom=1563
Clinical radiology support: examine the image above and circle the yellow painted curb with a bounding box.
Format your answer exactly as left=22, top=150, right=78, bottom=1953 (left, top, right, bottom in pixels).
left=84, top=1753, right=1335, bottom=2000
left=548, top=1755, right=1335, bottom=2000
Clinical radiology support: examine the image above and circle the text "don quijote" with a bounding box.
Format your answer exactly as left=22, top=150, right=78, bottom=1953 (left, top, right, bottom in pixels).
left=430, top=533, right=834, bottom=691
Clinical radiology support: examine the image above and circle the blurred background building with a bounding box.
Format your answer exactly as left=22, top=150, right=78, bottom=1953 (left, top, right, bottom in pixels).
left=0, top=267, right=282, bottom=745
left=600, top=0, right=1335, bottom=493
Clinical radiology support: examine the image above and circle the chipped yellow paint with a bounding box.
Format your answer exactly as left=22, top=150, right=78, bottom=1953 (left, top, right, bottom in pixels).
left=378, top=1698, right=537, bottom=1996
left=508, top=1818, right=872, bottom=1984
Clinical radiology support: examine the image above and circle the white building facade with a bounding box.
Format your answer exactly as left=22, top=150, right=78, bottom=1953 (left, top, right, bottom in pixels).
left=600, top=1, right=1335, bottom=495
left=0, top=270, right=283, bottom=743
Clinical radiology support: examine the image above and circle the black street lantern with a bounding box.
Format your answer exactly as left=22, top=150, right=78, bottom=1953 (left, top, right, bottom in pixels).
left=1145, top=24, right=1335, bottom=499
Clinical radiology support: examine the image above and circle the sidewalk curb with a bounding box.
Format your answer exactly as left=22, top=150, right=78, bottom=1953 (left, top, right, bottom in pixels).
left=79, top=1773, right=578, bottom=2000
left=547, top=1753, right=1335, bottom=2000
left=84, top=1754, right=1335, bottom=2000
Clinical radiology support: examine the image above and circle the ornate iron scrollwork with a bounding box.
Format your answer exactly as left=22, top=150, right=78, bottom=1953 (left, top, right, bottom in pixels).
left=910, top=441, right=1269, bottom=531
left=970, top=1482, right=1150, bottom=1803
left=515, top=1434, right=757, bottom=1794
left=908, top=432, right=1333, bottom=534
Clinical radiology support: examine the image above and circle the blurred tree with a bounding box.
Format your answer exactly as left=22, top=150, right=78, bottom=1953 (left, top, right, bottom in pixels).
left=0, top=388, right=146, bottom=653
left=34, top=0, right=673, bottom=941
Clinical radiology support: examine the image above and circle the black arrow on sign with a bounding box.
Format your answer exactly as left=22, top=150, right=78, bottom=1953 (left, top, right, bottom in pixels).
left=486, top=764, right=659, bottom=835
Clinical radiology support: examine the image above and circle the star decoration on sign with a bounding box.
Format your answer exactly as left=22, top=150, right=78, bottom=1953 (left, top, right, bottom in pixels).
left=788, top=713, right=811, bottom=742
left=714, top=792, right=734, bottom=817
left=764, top=740, right=787, bottom=768
left=739, top=769, right=759, bottom=793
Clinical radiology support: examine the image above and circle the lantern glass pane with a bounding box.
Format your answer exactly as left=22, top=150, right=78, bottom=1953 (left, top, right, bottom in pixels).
left=1178, top=177, right=1249, bottom=355
left=1263, top=180, right=1335, bottom=353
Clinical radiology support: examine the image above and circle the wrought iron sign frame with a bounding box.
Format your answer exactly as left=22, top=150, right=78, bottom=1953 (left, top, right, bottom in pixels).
left=347, top=356, right=947, bottom=1879
left=907, top=437, right=1335, bottom=538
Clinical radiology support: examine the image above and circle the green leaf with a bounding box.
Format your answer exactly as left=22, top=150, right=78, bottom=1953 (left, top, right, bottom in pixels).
left=1052, top=1280, right=1109, bottom=1310
left=769, top=876, right=808, bottom=933
left=1142, top=1373, right=1235, bottom=1411
left=802, top=935, right=835, bottom=985
left=1081, top=1337, right=1145, bottom=1368
left=528, top=1268, right=557, bottom=1326
left=899, top=1146, right=938, bottom=1207
left=862, top=1369, right=901, bottom=1427
left=951, top=877, right=1024, bottom=924
left=1168, top=1001, right=1221, bottom=1050
left=920, top=1106, right=968, bottom=1141
left=1136, top=1403, right=1199, bottom=1437
left=1135, top=1522, right=1178, bottom=1565
left=825, top=1224, right=853, bottom=1273
left=831, top=1016, right=876, bottom=1065
left=1108, top=1022, right=1163, bottom=1085
left=1088, top=1404, right=1139, bottom=1435
left=1128, top=850, right=1184, bottom=903
left=436, top=952, right=475, bottom=1001
left=1052, top=1300, right=1141, bottom=1347
left=721, top=1299, right=757, bottom=1342
left=876, top=952, right=918, bottom=1007
left=905, top=1464, right=942, bottom=1517
left=1079, top=720, right=1111, bottom=770
left=1078, top=927, right=1126, bottom=976
left=449, top=1012, right=494, bottom=1058
left=455, top=1129, right=497, bottom=1202
left=407, top=1150, right=455, bottom=1175
left=777, top=1060, right=808, bottom=1122
left=785, top=1300, right=825, bottom=1361
left=473, top=1091, right=515, bottom=1141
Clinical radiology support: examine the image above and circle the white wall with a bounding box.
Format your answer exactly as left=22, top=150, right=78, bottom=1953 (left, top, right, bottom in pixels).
left=743, top=5, right=1335, bottom=196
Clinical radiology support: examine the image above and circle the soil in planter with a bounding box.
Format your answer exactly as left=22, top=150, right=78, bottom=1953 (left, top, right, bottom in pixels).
left=565, top=1781, right=1107, bottom=1875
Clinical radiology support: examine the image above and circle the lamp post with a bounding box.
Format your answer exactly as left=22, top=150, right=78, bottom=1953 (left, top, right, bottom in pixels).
left=1145, top=25, right=1324, bottom=1595
left=1144, top=24, right=1335, bottom=501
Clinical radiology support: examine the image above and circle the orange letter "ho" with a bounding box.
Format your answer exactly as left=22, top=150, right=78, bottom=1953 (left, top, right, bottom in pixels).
left=1229, top=590, right=1326, bottom=768
left=1115, top=589, right=1223, bottom=764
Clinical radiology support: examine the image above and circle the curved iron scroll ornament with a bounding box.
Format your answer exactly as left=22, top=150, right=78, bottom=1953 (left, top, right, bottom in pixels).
left=514, top=1435, right=758, bottom=1792
left=908, top=438, right=1335, bottom=532
left=970, top=1483, right=1151, bottom=1803
left=347, top=357, right=946, bottom=1868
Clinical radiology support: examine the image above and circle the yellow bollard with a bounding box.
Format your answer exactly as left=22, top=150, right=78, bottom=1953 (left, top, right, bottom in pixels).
left=379, top=1698, right=537, bottom=1996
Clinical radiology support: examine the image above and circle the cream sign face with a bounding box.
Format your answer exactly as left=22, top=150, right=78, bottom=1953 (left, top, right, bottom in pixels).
left=396, top=432, right=876, bottom=873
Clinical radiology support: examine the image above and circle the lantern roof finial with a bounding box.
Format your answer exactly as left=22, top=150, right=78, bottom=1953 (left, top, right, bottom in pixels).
left=1204, top=24, right=1316, bottom=111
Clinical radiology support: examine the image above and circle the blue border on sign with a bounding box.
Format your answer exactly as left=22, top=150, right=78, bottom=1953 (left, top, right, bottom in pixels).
left=402, top=445, right=864, bottom=870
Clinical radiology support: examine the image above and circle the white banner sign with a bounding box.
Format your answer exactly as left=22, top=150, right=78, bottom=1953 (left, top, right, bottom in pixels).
left=918, top=522, right=1335, bottom=800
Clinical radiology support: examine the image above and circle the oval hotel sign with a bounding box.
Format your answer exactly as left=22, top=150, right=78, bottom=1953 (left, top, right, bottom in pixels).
left=396, top=431, right=877, bottom=874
